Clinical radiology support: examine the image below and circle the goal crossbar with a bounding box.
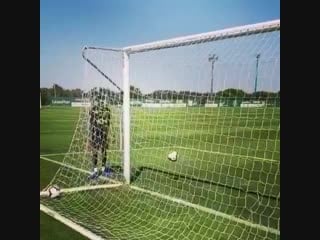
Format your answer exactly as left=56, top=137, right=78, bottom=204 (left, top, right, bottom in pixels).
left=82, top=19, right=280, bottom=55
left=124, top=19, right=279, bottom=54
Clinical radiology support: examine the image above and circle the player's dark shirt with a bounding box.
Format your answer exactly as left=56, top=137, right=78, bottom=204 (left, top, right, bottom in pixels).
left=90, top=104, right=111, bottom=139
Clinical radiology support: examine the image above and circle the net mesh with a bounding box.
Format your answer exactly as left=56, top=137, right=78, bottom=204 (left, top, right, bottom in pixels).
left=41, top=21, right=280, bottom=240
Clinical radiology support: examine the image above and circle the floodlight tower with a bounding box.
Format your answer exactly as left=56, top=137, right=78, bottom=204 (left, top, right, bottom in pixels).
left=53, top=83, right=57, bottom=99
left=254, top=53, right=261, bottom=94
left=208, top=54, right=218, bottom=99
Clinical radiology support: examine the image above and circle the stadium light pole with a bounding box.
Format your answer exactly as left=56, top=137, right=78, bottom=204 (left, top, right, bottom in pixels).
left=53, top=83, right=57, bottom=99
left=254, top=53, right=261, bottom=94
left=208, top=54, right=218, bottom=99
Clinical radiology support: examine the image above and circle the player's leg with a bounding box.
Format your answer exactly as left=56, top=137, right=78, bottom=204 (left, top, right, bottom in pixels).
left=101, top=112, right=111, bottom=177
left=101, top=136, right=111, bottom=177
left=88, top=129, right=100, bottom=179
left=89, top=153, right=99, bottom=179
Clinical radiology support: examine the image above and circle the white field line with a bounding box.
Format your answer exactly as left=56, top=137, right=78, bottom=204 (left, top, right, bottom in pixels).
left=133, top=146, right=279, bottom=163
left=40, top=152, right=85, bottom=157
left=40, top=146, right=278, bottom=163
left=131, top=185, right=280, bottom=236
left=40, top=150, right=121, bottom=157
left=41, top=119, right=77, bottom=121
left=40, top=204, right=106, bottom=240
left=39, top=156, right=121, bottom=185
left=40, top=130, right=75, bottom=133
left=175, top=146, right=279, bottom=163
left=40, top=155, right=280, bottom=236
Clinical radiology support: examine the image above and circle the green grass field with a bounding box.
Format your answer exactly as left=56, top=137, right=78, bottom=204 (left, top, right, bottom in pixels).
left=40, top=107, right=88, bottom=240
left=40, top=106, right=280, bottom=240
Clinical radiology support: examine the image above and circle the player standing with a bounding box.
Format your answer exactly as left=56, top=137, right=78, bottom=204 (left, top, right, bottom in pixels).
left=88, top=88, right=112, bottom=179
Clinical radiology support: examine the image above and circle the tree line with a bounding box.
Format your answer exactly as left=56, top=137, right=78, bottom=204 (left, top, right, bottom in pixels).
left=40, top=84, right=280, bottom=106
left=40, top=84, right=83, bottom=105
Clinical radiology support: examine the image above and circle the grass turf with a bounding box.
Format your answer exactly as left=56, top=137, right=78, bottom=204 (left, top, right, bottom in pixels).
left=40, top=107, right=88, bottom=240
left=40, top=106, right=279, bottom=240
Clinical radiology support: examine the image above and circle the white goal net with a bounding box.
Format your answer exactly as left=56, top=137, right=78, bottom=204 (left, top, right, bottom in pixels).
left=40, top=19, right=280, bottom=240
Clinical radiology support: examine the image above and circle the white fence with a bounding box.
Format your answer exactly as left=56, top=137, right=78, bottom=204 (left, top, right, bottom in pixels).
left=240, top=101, right=266, bottom=108
left=141, top=103, right=187, bottom=108
left=71, top=102, right=91, bottom=107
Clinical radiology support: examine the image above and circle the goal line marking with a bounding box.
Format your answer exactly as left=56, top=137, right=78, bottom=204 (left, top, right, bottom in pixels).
left=40, top=204, right=106, bottom=240
left=40, top=149, right=122, bottom=157
left=40, top=152, right=84, bottom=157
left=40, top=146, right=278, bottom=163
left=40, top=156, right=121, bottom=185
left=40, top=155, right=280, bottom=235
left=130, top=185, right=279, bottom=235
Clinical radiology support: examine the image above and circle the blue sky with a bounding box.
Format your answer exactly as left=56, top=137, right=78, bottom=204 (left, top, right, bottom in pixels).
left=40, top=0, right=280, bottom=91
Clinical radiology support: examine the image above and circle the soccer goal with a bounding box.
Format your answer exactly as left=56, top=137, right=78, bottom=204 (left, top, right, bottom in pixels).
left=40, top=19, right=280, bottom=240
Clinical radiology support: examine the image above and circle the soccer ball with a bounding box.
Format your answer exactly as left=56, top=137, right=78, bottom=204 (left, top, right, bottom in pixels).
left=168, top=151, right=178, bottom=161
left=47, top=185, right=61, bottom=199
